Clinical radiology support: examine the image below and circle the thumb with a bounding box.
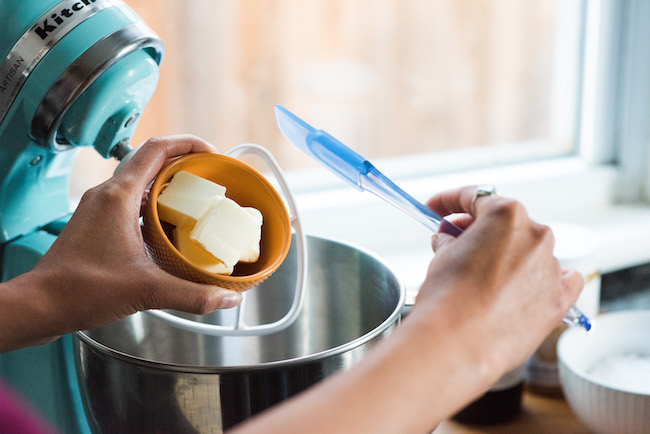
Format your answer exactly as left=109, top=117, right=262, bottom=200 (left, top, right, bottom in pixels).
left=431, top=232, right=456, bottom=253
left=150, top=278, right=243, bottom=314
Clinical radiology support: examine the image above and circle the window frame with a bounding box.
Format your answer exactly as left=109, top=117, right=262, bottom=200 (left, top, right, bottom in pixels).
left=579, top=0, right=650, bottom=202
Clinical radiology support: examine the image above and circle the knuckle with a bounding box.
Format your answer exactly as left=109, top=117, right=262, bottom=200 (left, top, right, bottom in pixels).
left=137, top=284, right=161, bottom=311
left=142, top=136, right=164, bottom=149
left=181, top=133, right=202, bottom=142
left=93, top=182, right=127, bottom=206
left=78, top=183, right=115, bottom=210
left=534, top=223, right=554, bottom=244
left=138, top=137, right=165, bottom=157
left=191, top=292, right=216, bottom=315
left=487, top=197, right=524, bottom=227
left=77, top=186, right=98, bottom=205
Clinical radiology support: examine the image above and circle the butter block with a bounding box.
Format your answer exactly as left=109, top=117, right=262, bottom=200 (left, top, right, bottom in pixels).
left=240, top=208, right=263, bottom=263
left=190, top=198, right=263, bottom=268
left=158, top=171, right=226, bottom=228
left=173, top=226, right=233, bottom=275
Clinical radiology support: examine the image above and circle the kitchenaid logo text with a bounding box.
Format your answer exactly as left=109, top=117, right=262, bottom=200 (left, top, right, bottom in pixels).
left=0, top=57, right=24, bottom=95
left=35, top=0, right=99, bottom=40
left=1, top=0, right=118, bottom=123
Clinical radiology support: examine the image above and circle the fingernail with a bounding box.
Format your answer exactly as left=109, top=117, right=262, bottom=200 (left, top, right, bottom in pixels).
left=219, top=292, right=242, bottom=309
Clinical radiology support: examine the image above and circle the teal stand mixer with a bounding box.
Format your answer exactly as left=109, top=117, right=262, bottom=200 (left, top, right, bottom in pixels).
left=0, top=0, right=163, bottom=431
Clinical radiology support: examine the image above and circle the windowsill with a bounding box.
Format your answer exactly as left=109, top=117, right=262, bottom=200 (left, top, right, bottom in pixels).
left=287, top=157, right=650, bottom=297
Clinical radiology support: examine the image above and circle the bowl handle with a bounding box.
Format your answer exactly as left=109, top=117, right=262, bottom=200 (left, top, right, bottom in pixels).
left=145, top=144, right=308, bottom=336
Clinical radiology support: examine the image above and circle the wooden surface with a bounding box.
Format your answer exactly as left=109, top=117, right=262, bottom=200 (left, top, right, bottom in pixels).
left=433, top=391, right=591, bottom=434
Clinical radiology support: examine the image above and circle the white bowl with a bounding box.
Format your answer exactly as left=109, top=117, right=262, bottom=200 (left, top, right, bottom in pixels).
left=558, top=310, right=650, bottom=434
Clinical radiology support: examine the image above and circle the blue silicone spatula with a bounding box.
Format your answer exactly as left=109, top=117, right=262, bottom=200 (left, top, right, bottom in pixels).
left=274, top=104, right=591, bottom=330
left=274, top=104, right=463, bottom=236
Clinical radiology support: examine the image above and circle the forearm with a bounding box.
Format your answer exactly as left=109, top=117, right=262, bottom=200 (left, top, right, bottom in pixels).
left=0, top=272, right=61, bottom=353
left=230, top=299, right=500, bottom=434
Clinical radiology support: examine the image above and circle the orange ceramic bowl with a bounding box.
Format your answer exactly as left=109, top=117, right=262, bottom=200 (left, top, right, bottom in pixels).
left=142, top=153, right=292, bottom=292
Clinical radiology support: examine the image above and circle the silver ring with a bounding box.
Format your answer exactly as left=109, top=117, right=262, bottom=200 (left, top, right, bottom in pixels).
left=471, top=185, right=497, bottom=215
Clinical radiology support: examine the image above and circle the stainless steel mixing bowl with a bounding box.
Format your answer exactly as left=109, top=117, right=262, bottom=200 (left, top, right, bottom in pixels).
left=74, top=235, right=405, bottom=433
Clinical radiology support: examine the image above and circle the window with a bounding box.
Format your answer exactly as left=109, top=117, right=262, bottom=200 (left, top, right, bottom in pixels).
left=130, top=0, right=583, bottom=171
left=71, top=0, right=650, bottom=285
left=73, top=0, right=585, bottom=193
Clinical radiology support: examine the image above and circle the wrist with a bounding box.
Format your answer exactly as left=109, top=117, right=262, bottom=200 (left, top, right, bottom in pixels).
left=405, top=302, right=501, bottom=390
left=413, top=272, right=516, bottom=384
left=0, top=271, right=62, bottom=352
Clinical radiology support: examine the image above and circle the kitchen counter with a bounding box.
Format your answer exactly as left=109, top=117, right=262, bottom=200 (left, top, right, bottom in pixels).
left=433, top=391, right=590, bottom=433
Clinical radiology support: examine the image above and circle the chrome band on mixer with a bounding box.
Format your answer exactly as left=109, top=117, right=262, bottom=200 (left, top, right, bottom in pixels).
left=0, top=0, right=127, bottom=124
left=31, top=21, right=163, bottom=152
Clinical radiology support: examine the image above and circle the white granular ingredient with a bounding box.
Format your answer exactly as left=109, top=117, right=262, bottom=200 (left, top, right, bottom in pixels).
left=588, top=353, right=650, bottom=394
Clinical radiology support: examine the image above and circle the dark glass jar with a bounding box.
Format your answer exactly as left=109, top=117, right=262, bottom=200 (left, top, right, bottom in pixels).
left=452, top=366, right=524, bottom=425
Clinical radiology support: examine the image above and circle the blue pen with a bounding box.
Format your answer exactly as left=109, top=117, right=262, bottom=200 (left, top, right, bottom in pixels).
left=274, top=104, right=591, bottom=332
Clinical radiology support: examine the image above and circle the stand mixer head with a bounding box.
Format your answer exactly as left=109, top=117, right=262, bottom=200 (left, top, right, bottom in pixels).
left=0, top=0, right=163, bottom=243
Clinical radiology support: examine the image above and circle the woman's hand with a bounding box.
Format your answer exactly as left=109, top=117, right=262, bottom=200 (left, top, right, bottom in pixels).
left=1, top=135, right=242, bottom=352
left=418, top=185, right=584, bottom=374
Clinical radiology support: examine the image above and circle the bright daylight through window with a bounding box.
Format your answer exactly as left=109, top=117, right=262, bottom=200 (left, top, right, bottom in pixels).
left=72, top=0, right=584, bottom=195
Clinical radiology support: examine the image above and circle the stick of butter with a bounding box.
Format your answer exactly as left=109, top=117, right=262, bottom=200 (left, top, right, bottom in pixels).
left=190, top=198, right=263, bottom=268
left=240, top=208, right=263, bottom=263
left=158, top=171, right=226, bottom=228
left=172, top=226, right=234, bottom=275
